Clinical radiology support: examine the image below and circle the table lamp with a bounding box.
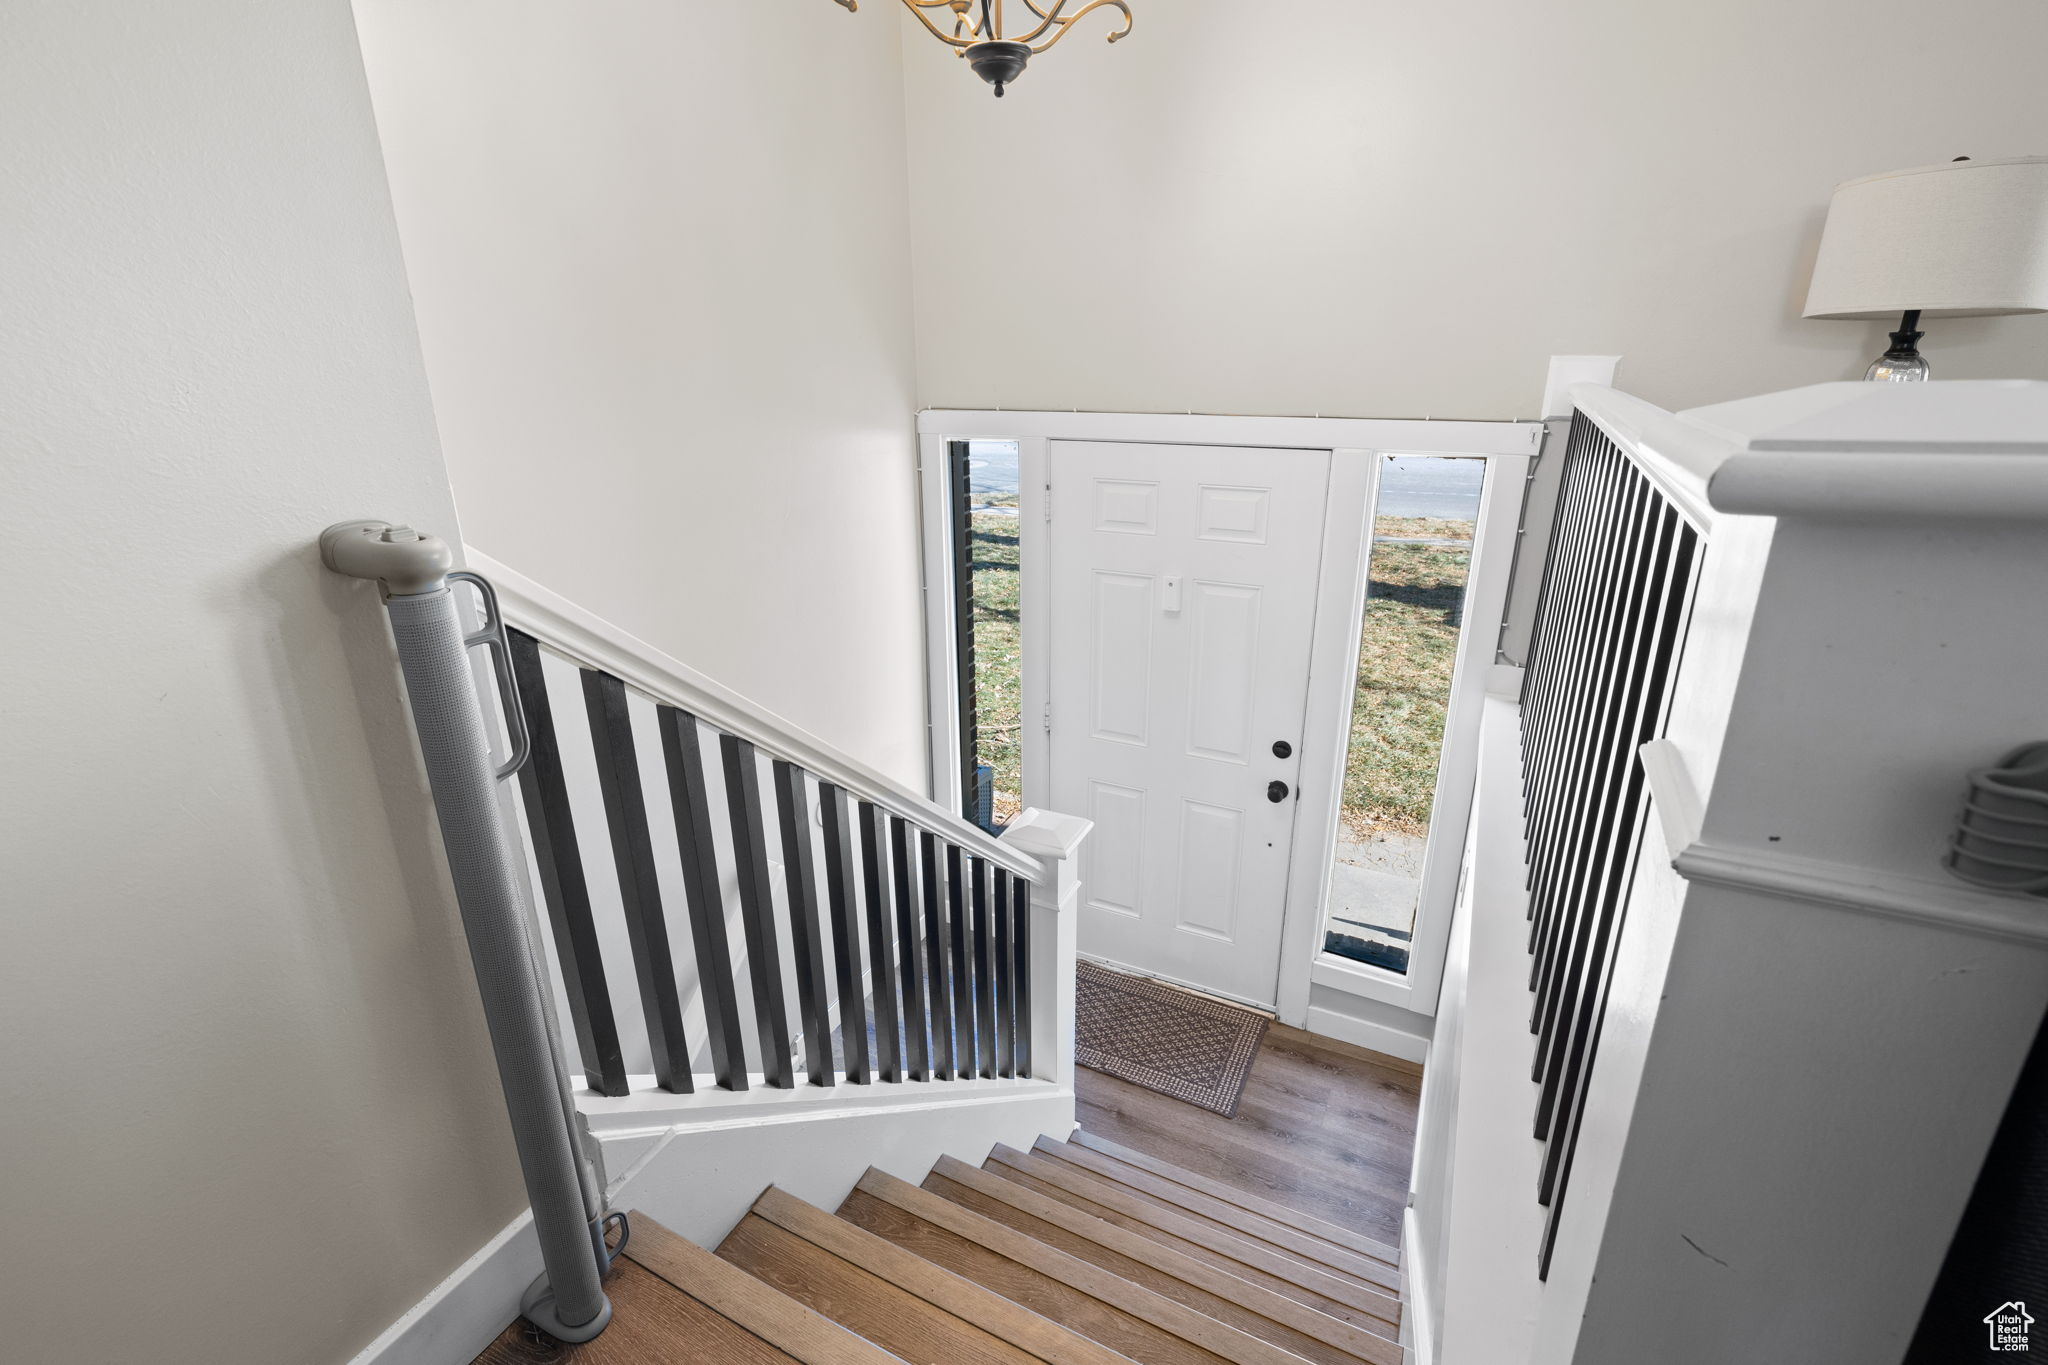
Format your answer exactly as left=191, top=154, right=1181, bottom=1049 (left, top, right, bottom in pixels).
left=1803, top=155, right=2048, bottom=381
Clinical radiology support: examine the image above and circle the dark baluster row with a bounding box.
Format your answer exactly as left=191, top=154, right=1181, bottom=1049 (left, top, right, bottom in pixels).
left=507, top=631, right=629, bottom=1096
left=659, top=706, right=747, bottom=1089
left=504, top=628, right=1033, bottom=1099
left=583, top=670, right=694, bottom=1094
left=1517, top=414, right=1704, bottom=1279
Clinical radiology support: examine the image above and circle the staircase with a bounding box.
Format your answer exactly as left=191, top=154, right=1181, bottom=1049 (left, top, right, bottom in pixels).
left=476, top=1130, right=1404, bottom=1364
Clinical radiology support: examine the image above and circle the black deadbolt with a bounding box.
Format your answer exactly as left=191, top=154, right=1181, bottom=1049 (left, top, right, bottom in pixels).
left=1272, top=739, right=1293, bottom=759
left=1267, top=780, right=1290, bottom=803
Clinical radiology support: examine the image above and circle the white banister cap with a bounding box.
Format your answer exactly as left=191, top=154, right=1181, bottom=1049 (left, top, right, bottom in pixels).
left=1000, top=807, right=1094, bottom=862
left=1680, top=380, right=2048, bottom=456
left=1676, top=380, right=2048, bottom=519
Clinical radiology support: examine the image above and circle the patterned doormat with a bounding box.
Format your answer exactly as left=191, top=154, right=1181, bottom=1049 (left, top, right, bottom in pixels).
left=1075, top=961, right=1270, bottom=1118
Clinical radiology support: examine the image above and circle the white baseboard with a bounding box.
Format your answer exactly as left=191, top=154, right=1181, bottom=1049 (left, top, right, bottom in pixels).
left=349, top=1081, right=1074, bottom=1365
left=1403, top=1204, right=1437, bottom=1365
left=1304, top=1004, right=1430, bottom=1064
left=346, top=1208, right=540, bottom=1365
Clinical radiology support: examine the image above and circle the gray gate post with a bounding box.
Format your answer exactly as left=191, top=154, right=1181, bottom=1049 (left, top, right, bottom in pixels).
left=321, top=520, right=612, bottom=1342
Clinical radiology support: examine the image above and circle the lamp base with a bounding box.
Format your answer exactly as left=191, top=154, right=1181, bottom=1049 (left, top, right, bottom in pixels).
left=1866, top=309, right=1930, bottom=382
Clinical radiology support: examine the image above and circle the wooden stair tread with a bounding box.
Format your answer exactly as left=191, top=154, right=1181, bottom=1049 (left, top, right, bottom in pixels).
left=984, top=1146, right=1402, bottom=1305
left=978, top=1152, right=1401, bottom=1336
left=1075, top=1082, right=1410, bottom=1244
left=473, top=1258, right=800, bottom=1364
left=842, top=1169, right=1307, bottom=1365
left=836, top=1185, right=1226, bottom=1365
left=1065, top=1130, right=1402, bottom=1264
left=746, top=1186, right=1135, bottom=1365
left=625, top=1212, right=905, bottom=1364
left=719, top=1212, right=1041, bottom=1365
left=1035, top=1137, right=1399, bottom=1277
left=937, top=1154, right=1400, bottom=1341
left=926, top=1156, right=1401, bottom=1365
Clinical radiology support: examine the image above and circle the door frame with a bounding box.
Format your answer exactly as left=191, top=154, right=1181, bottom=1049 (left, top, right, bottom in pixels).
left=918, top=409, right=1543, bottom=1025
left=1287, top=447, right=1529, bottom=1020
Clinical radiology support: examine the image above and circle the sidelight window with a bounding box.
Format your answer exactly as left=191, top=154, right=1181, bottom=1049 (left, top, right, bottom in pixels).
left=1323, top=455, right=1487, bottom=973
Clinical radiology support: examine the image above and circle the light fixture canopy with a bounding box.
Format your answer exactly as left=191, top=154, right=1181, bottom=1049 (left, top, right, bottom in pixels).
left=832, top=0, right=1133, bottom=97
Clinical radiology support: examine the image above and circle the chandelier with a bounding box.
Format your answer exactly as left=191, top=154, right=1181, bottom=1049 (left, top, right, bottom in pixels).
left=831, top=0, right=1133, bottom=97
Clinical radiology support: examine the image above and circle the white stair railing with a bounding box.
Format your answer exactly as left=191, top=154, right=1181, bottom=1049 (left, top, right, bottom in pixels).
left=326, top=524, right=1091, bottom=1351
left=1414, top=381, right=2048, bottom=1365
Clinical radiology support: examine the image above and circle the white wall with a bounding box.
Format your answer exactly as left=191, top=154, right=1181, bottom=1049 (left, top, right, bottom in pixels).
left=899, top=0, right=2048, bottom=420
left=354, top=0, right=930, bottom=790
left=0, top=4, right=524, bottom=1363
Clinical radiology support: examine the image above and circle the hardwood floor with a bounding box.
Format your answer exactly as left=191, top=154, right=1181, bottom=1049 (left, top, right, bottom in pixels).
left=475, top=1020, right=1417, bottom=1363
left=1073, top=1022, right=1421, bottom=1247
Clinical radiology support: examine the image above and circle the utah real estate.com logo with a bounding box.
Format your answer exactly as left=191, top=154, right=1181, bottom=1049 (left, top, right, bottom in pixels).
left=1986, top=1302, right=2035, bottom=1352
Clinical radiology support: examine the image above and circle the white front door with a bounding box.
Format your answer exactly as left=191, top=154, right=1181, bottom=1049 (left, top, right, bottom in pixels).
left=1048, top=440, right=1331, bottom=1007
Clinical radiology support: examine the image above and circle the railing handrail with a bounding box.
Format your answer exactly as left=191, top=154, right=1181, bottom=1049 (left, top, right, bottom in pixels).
left=1566, top=384, right=1722, bottom=536
left=466, top=549, right=1050, bottom=886
left=1574, top=378, right=2048, bottom=526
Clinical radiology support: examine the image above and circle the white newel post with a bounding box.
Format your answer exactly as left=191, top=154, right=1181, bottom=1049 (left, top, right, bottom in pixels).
left=1002, top=807, right=1094, bottom=1091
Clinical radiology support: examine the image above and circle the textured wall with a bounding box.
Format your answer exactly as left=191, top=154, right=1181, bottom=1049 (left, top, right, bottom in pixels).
left=0, top=3, right=522, bottom=1361
left=900, top=0, right=2048, bottom=420
left=356, top=0, right=930, bottom=790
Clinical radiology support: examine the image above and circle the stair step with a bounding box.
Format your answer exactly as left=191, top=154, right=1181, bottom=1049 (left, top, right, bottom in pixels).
left=926, top=1156, right=1402, bottom=1365
left=840, top=1168, right=1305, bottom=1365
left=1065, top=1130, right=1402, bottom=1265
left=744, top=1186, right=1132, bottom=1365
left=626, top=1213, right=906, bottom=1363
left=1035, top=1137, right=1400, bottom=1277
left=719, top=1210, right=1040, bottom=1365
left=474, top=1257, right=802, bottom=1364
left=983, top=1145, right=1402, bottom=1307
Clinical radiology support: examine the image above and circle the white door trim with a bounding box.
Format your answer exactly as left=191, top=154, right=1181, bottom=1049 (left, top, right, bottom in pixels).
left=918, top=433, right=965, bottom=816
left=1276, top=451, right=1530, bottom=1023
left=918, top=410, right=1544, bottom=1025
left=920, top=408, right=1545, bottom=455
left=1272, top=448, right=1380, bottom=1020
left=1019, top=437, right=1053, bottom=815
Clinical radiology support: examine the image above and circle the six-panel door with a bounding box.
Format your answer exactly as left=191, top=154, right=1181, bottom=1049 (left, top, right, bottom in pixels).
left=1048, top=441, right=1331, bottom=1006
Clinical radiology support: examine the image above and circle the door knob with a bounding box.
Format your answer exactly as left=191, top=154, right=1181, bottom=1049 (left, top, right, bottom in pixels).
left=1267, top=780, right=1289, bottom=803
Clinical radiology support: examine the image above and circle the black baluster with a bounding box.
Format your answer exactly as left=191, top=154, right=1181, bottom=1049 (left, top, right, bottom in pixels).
left=656, top=706, right=747, bottom=1091
left=946, top=844, right=974, bottom=1074
left=1012, top=873, right=1033, bottom=1078
left=993, top=867, right=1015, bottom=1078
left=921, top=830, right=954, bottom=1081
left=860, top=802, right=903, bottom=1082
left=774, top=761, right=835, bottom=1087
left=507, top=631, right=627, bottom=1096
left=971, top=857, right=997, bottom=1078
left=820, top=785, right=869, bottom=1084
left=721, top=734, right=794, bottom=1089
left=891, top=818, right=930, bottom=1081
left=581, top=671, right=692, bottom=1093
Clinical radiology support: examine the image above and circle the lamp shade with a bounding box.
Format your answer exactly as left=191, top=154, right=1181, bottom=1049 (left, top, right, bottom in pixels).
left=1803, top=155, right=2048, bottom=320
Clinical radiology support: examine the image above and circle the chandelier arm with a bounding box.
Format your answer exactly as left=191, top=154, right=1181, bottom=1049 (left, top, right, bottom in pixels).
left=897, top=0, right=978, bottom=48
left=1007, top=0, right=1070, bottom=45
left=1026, top=0, right=1131, bottom=52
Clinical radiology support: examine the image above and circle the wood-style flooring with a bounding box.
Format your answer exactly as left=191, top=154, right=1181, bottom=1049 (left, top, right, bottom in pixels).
left=1074, top=1021, right=1421, bottom=1247
left=475, top=1019, right=1422, bottom=1363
